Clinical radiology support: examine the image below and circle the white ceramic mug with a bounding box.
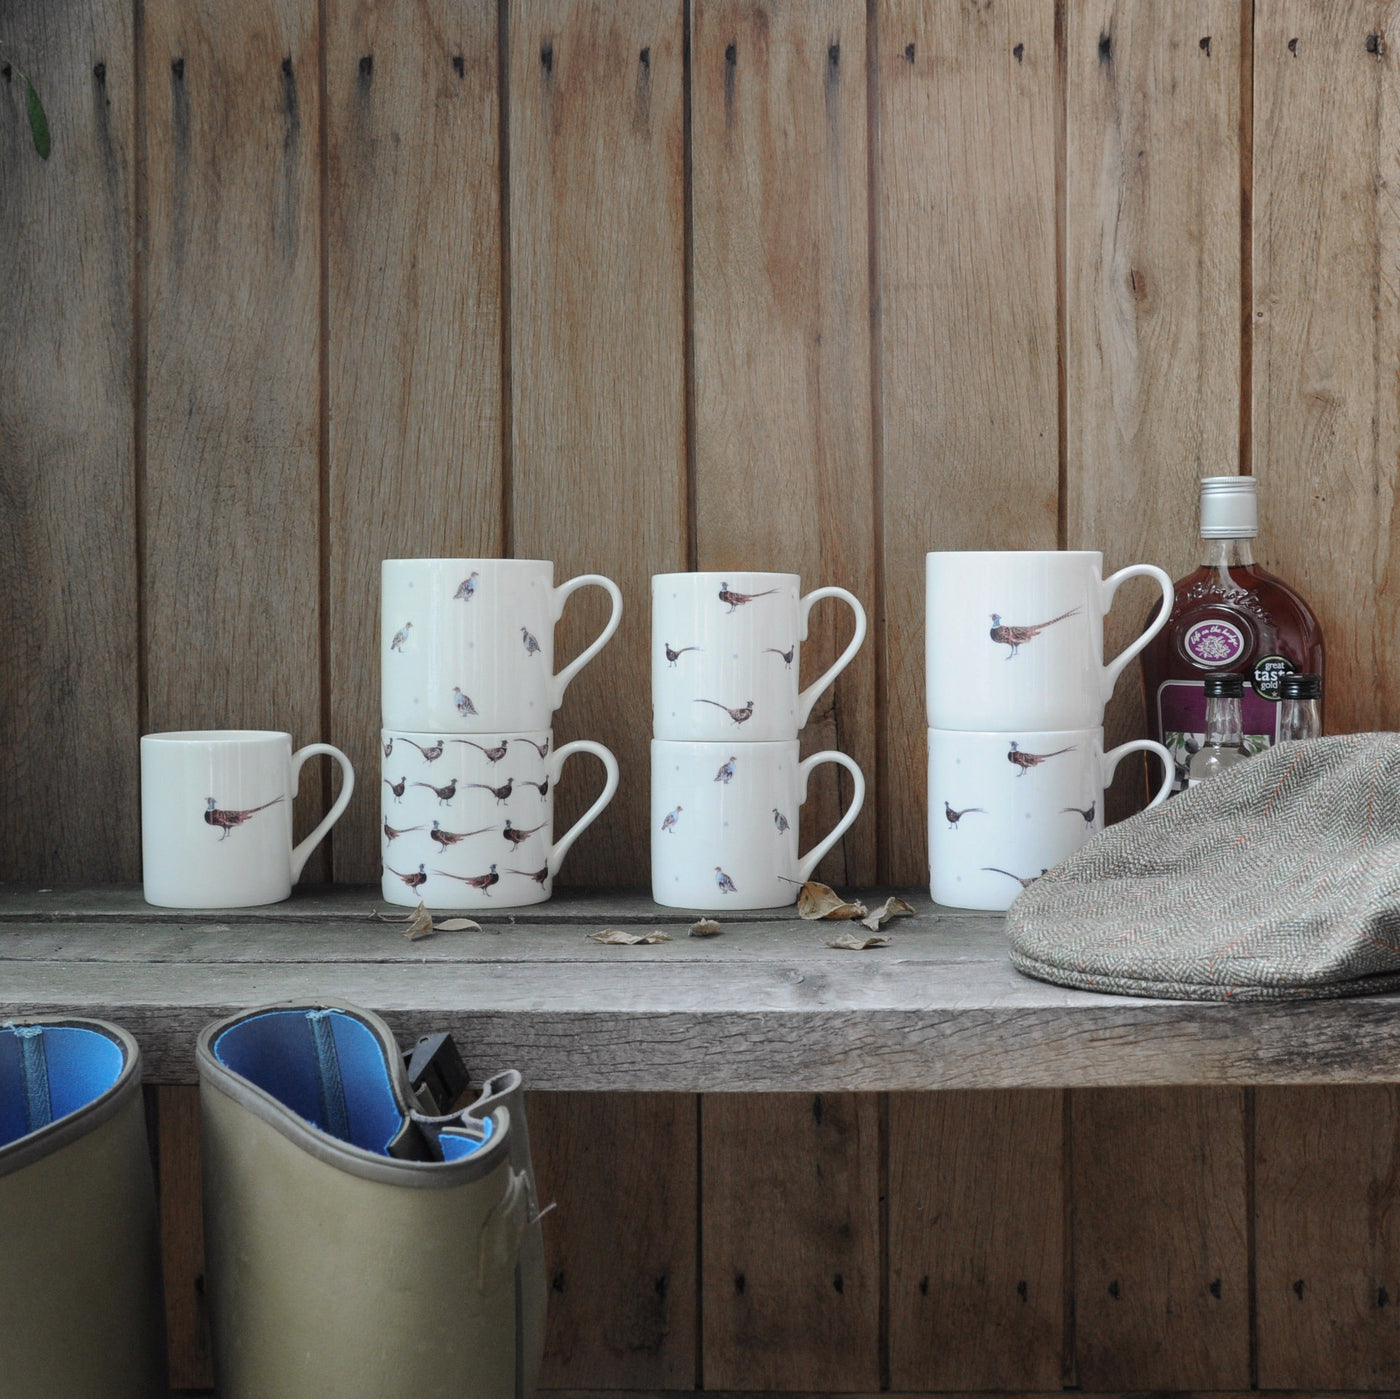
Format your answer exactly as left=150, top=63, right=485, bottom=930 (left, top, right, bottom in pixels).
left=925, top=551, right=1174, bottom=731
left=381, top=728, right=619, bottom=909
left=141, top=731, right=355, bottom=908
left=382, top=559, right=623, bottom=733
left=652, top=572, right=867, bottom=742
left=651, top=739, right=865, bottom=909
left=927, top=726, right=1172, bottom=911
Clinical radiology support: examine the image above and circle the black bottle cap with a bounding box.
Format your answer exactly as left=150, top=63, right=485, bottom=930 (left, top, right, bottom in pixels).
left=1204, top=672, right=1245, bottom=698
left=1280, top=673, right=1321, bottom=700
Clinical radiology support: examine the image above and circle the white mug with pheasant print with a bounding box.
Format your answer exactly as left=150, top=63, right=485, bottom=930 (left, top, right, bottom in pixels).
left=381, top=728, right=619, bottom=909
left=652, top=571, right=867, bottom=742
left=382, top=559, right=623, bottom=733
left=925, top=551, right=1174, bottom=732
left=927, top=726, right=1171, bottom=911
left=141, top=731, right=355, bottom=908
left=651, top=739, right=865, bottom=910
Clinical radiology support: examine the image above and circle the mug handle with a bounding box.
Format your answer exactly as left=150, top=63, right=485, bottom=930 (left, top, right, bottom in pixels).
left=1099, top=564, right=1174, bottom=703
left=551, top=575, right=624, bottom=710
left=289, top=744, right=356, bottom=880
left=796, top=587, right=868, bottom=728
left=795, top=751, right=867, bottom=881
left=545, top=740, right=620, bottom=877
left=1102, top=739, right=1174, bottom=809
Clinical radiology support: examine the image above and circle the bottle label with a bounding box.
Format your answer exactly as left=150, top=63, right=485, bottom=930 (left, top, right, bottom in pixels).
left=1158, top=679, right=1279, bottom=793
left=1183, top=618, right=1247, bottom=666
left=1252, top=653, right=1297, bottom=701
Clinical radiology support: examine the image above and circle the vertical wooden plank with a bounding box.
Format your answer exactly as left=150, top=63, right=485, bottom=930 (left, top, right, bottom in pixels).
left=325, top=0, right=502, bottom=882
left=0, top=2, right=139, bottom=881
left=1073, top=1087, right=1249, bottom=1390
left=509, top=0, right=687, bottom=888
left=530, top=1092, right=697, bottom=1390
left=691, top=0, right=876, bottom=887
left=1253, top=0, right=1400, bottom=736
left=878, top=0, right=1059, bottom=886
left=1064, top=0, right=1242, bottom=821
left=702, top=1093, right=879, bottom=1391
left=1257, top=1085, right=1400, bottom=1389
left=157, top=1085, right=212, bottom=1391
left=888, top=1090, right=1064, bottom=1391
left=144, top=0, right=328, bottom=869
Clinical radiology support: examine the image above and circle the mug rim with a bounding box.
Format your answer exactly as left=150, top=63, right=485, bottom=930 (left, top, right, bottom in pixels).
left=382, top=727, right=554, bottom=741
left=381, top=557, right=554, bottom=570
left=652, top=570, right=800, bottom=587
left=651, top=737, right=800, bottom=752
left=142, top=730, right=292, bottom=745
left=925, top=549, right=1104, bottom=562
left=927, top=725, right=1105, bottom=741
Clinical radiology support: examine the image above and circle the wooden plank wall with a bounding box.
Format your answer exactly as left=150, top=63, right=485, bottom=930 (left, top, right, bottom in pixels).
left=9, top=2, right=1400, bottom=1396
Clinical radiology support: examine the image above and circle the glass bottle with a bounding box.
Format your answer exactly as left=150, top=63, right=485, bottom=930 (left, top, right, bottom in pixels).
left=1142, top=476, right=1324, bottom=793
left=1187, top=673, right=1249, bottom=786
left=1279, top=673, right=1323, bottom=741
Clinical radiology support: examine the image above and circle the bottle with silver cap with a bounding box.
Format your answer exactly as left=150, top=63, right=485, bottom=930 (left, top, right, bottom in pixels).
left=1140, top=476, right=1324, bottom=792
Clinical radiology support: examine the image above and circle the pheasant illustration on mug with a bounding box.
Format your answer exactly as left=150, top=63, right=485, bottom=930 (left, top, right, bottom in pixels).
left=434, top=865, right=500, bottom=895
left=452, top=687, right=479, bottom=718
left=204, top=796, right=284, bottom=840
left=694, top=698, right=754, bottom=726
left=982, top=866, right=1047, bottom=890
left=390, top=622, right=413, bottom=652
left=521, top=627, right=541, bottom=656
left=764, top=645, right=795, bottom=668
left=661, top=805, right=682, bottom=833
left=944, top=802, right=986, bottom=829
left=1006, top=741, right=1077, bottom=776
left=454, top=738, right=508, bottom=763
left=988, top=607, right=1083, bottom=659
left=454, top=572, right=480, bottom=601
left=665, top=643, right=700, bottom=667
left=1063, top=802, right=1096, bottom=828
left=718, top=582, right=779, bottom=613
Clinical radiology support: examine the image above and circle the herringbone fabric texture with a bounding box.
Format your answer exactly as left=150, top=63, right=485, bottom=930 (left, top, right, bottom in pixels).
left=1007, top=734, right=1400, bottom=1001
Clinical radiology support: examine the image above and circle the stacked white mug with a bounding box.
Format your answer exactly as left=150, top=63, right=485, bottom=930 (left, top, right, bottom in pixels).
left=650, top=572, right=868, bottom=909
left=380, top=559, right=622, bottom=909
left=925, top=551, right=1176, bottom=911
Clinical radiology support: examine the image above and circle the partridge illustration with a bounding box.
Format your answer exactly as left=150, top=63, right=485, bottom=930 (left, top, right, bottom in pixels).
left=204, top=795, right=284, bottom=839
left=412, top=778, right=460, bottom=805
left=665, top=643, right=700, bottom=666
left=944, top=802, right=986, bottom=829
left=1007, top=740, right=1077, bottom=776
left=430, top=820, right=496, bottom=849
left=1063, top=802, right=1096, bottom=828
left=454, top=572, right=480, bottom=601
left=521, top=627, right=542, bottom=656
left=765, top=645, right=796, bottom=668
left=512, top=736, right=550, bottom=759
left=468, top=777, right=515, bottom=804
left=390, top=622, right=413, bottom=652
left=386, top=863, right=429, bottom=891
left=453, top=738, right=509, bottom=764
left=382, top=738, right=394, bottom=758
left=434, top=864, right=500, bottom=895
left=502, top=820, right=547, bottom=847
left=452, top=687, right=479, bottom=718
left=719, top=582, right=779, bottom=612
left=517, top=777, right=550, bottom=799
left=383, top=776, right=408, bottom=803
left=982, top=866, right=1048, bottom=890
left=772, top=808, right=790, bottom=834
left=401, top=737, right=445, bottom=763
left=383, top=820, right=424, bottom=843
left=714, top=866, right=738, bottom=894
left=988, top=607, right=1083, bottom=658
left=694, top=698, right=755, bottom=726
left=714, top=756, right=737, bottom=784
left=507, top=866, right=550, bottom=885
left=661, top=805, right=682, bottom=834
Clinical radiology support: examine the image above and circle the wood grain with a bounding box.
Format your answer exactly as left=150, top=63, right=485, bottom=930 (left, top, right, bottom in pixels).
left=691, top=0, right=875, bottom=886
left=877, top=0, right=1059, bottom=885
left=1256, top=1085, right=1400, bottom=1389
left=701, top=1093, right=879, bottom=1390
left=143, top=0, right=327, bottom=870
left=0, top=1, right=139, bottom=880
left=508, top=0, right=687, bottom=888
left=888, top=1090, right=1064, bottom=1390
left=156, top=1084, right=212, bottom=1390
left=1252, top=1, right=1400, bottom=738
left=1072, top=1087, right=1249, bottom=1390
left=325, top=0, right=503, bottom=881
left=531, top=1092, right=697, bottom=1389
left=1064, top=0, right=1242, bottom=821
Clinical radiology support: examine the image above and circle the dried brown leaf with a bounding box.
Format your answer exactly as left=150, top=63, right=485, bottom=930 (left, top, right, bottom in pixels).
left=794, top=880, right=867, bottom=921
left=401, top=904, right=436, bottom=941
left=861, top=896, right=916, bottom=932
left=588, top=928, right=673, bottom=946
left=689, top=918, right=722, bottom=938
left=826, top=932, right=890, bottom=950
left=433, top=917, right=482, bottom=932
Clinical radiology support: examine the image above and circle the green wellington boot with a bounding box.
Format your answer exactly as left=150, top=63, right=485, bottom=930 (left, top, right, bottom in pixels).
left=0, top=1017, right=167, bottom=1398
left=197, top=1002, right=541, bottom=1399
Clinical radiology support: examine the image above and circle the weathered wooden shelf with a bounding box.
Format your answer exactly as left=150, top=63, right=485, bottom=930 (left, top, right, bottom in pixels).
left=1, top=885, right=1396, bottom=1091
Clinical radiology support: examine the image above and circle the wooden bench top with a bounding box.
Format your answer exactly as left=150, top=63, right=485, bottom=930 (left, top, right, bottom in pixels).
left=1, top=885, right=1396, bottom=1091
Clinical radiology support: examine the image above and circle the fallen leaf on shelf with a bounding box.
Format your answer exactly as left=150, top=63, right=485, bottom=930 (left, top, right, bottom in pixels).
left=861, top=897, right=915, bottom=932
left=689, top=918, right=722, bottom=938
left=793, top=880, right=868, bottom=921
left=400, top=904, right=436, bottom=941
left=434, top=917, right=482, bottom=932
left=372, top=906, right=482, bottom=940
left=588, top=929, right=673, bottom=945
left=826, top=932, right=890, bottom=950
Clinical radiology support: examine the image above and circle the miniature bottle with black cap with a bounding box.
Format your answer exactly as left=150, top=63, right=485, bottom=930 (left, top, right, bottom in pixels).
left=1279, top=673, right=1322, bottom=742
left=1187, top=673, right=1249, bottom=786
left=1142, top=476, right=1324, bottom=792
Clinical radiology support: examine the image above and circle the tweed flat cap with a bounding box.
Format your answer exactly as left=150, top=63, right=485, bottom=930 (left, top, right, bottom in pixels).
left=1006, top=734, right=1400, bottom=1001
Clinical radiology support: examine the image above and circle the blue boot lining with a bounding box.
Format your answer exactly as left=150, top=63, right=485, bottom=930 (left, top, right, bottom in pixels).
left=0, top=1025, right=125, bottom=1150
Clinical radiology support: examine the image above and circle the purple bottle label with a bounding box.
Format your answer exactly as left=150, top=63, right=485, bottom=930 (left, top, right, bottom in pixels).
left=1183, top=619, right=1246, bottom=666
left=1158, top=679, right=1279, bottom=793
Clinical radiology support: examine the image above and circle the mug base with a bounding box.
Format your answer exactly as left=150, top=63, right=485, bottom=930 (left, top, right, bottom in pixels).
left=142, top=884, right=292, bottom=909
left=380, top=876, right=550, bottom=910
